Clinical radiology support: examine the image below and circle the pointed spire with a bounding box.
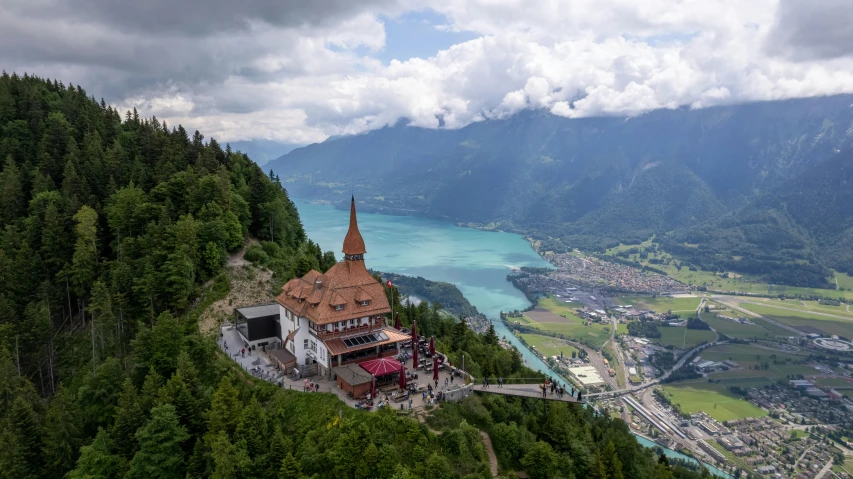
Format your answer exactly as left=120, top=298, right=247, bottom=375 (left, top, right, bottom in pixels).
left=342, top=195, right=366, bottom=256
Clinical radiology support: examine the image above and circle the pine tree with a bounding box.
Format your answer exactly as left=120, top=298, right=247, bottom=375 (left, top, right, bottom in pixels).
left=71, top=205, right=98, bottom=295
left=42, top=385, right=82, bottom=477
left=10, top=395, right=43, bottom=472
left=112, top=378, right=143, bottom=459
left=278, top=452, right=300, bottom=479
left=484, top=324, right=499, bottom=346
left=603, top=441, right=624, bottom=479
left=208, top=430, right=250, bottom=479
left=0, top=156, right=24, bottom=224
left=234, top=397, right=267, bottom=457
left=207, top=377, right=242, bottom=438
left=126, top=404, right=189, bottom=479
left=67, top=428, right=128, bottom=479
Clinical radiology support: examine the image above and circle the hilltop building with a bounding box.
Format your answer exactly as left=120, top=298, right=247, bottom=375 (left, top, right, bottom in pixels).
left=235, top=197, right=409, bottom=378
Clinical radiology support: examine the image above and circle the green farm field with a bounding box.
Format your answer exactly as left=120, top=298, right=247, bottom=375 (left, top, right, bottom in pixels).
left=700, top=311, right=778, bottom=340
left=699, top=344, right=816, bottom=382
left=659, top=379, right=767, bottom=422
left=655, top=326, right=716, bottom=349
left=614, top=295, right=700, bottom=314
left=537, top=295, right=585, bottom=315
left=752, top=298, right=853, bottom=318
left=505, top=314, right=535, bottom=325
left=531, top=321, right=611, bottom=348
left=740, top=303, right=853, bottom=338
left=836, top=272, right=853, bottom=291
left=518, top=296, right=613, bottom=347
left=518, top=333, right=579, bottom=359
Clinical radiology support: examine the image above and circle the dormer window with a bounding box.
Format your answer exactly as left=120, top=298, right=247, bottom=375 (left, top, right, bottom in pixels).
left=361, top=300, right=370, bottom=306
left=335, top=304, right=344, bottom=311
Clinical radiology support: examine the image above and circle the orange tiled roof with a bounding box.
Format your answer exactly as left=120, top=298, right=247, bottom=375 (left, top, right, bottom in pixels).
left=355, top=287, right=373, bottom=302
left=343, top=196, right=366, bottom=255
left=275, top=260, right=390, bottom=325
left=325, top=327, right=410, bottom=356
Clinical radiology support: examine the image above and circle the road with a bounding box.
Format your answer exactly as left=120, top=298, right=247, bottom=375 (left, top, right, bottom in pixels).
left=557, top=335, right=619, bottom=389
left=793, top=445, right=815, bottom=469
left=815, top=459, right=833, bottom=478
left=697, top=298, right=720, bottom=343
left=587, top=338, right=726, bottom=398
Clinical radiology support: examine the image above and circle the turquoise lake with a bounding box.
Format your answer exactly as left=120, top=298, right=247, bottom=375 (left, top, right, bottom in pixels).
left=295, top=199, right=731, bottom=479
left=295, top=200, right=551, bottom=320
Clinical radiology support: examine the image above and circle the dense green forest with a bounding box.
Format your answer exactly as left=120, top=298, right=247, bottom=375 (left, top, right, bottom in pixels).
left=0, top=73, right=717, bottom=479
left=269, top=96, right=853, bottom=288
left=380, top=272, right=480, bottom=318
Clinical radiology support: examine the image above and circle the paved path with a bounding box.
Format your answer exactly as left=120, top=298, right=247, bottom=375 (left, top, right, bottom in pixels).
left=815, top=459, right=833, bottom=478
left=472, top=384, right=581, bottom=402
left=793, top=444, right=814, bottom=469
left=480, top=431, right=499, bottom=478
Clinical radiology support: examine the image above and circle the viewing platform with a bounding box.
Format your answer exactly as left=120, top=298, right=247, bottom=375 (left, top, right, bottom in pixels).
left=471, top=383, right=582, bottom=403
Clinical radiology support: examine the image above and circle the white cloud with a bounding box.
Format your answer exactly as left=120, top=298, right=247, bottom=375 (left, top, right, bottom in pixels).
left=4, top=0, right=853, bottom=145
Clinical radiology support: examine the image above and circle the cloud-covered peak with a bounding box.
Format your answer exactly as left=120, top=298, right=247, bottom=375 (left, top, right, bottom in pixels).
left=3, top=0, right=853, bottom=145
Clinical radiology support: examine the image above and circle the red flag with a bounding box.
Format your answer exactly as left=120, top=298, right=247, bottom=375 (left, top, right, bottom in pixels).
left=386, top=280, right=392, bottom=288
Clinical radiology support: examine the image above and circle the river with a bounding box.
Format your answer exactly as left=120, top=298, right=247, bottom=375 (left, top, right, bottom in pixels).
left=295, top=199, right=731, bottom=479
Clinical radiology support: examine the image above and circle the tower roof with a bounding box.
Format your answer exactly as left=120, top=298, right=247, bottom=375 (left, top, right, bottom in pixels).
left=342, top=196, right=366, bottom=256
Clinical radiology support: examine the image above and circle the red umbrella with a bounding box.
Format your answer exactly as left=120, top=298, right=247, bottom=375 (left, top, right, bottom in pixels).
left=433, top=359, right=439, bottom=382
left=429, top=336, right=435, bottom=356
left=370, top=375, right=376, bottom=399
left=394, top=313, right=402, bottom=330
left=359, top=357, right=403, bottom=376
left=411, top=320, right=418, bottom=370
left=399, top=366, right=407, bottom=390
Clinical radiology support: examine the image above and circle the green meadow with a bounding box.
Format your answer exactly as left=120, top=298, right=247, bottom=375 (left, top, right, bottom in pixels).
left=658, top=379, right=767, bottom=422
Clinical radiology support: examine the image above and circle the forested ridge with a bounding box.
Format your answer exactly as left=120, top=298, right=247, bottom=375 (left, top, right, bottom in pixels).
left=0, top=73, right=714, bottom=479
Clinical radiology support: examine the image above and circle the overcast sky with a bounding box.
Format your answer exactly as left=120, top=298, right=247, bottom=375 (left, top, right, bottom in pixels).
left=4, top=0, right=853, bottom=145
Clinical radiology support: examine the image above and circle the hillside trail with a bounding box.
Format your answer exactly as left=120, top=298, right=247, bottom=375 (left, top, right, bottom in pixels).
left=228, top=238, right=259, bottom=267
left=479, top=430, right=500, bottom=478
left=415, top=411, right=498, bottom=477
left=199, top=238, right=271, bottom=334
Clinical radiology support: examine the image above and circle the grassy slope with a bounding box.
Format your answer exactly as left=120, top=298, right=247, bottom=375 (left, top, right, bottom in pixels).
left=659, top=379, right=767, bottom=422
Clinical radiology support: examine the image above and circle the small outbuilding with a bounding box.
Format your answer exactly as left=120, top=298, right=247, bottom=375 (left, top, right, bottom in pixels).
left=333, top=364, right=374, bottom=398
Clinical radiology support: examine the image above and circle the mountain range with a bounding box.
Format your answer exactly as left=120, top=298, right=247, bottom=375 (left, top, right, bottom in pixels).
left=269, top=96, right=853, bottom=287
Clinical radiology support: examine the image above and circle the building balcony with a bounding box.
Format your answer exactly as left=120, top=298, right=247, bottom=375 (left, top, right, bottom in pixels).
left=310, top=323, right=385, bottom=340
